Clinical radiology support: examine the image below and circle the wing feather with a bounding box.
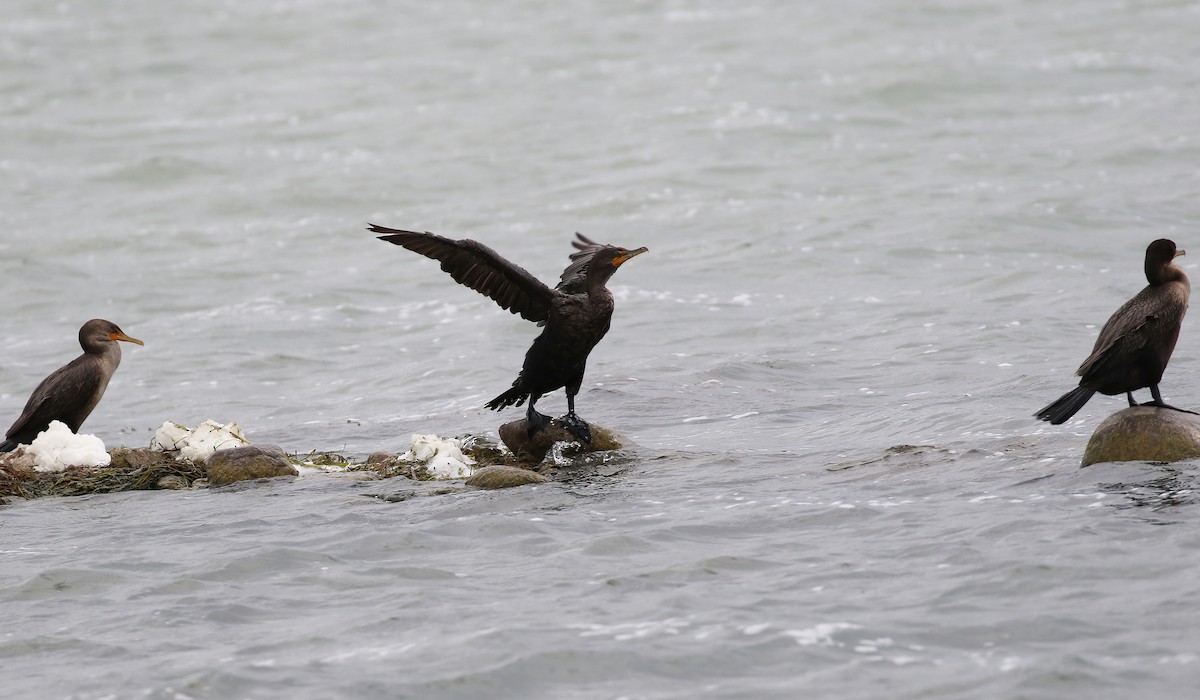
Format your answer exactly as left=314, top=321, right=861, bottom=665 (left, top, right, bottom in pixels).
left=1076, top=288, right=1160, bottom=381
left=5, top=359, right=101, bottom=441
left=1076, top=319, right=1152, bottom=380
left=370, top=225, right=555, bottom=323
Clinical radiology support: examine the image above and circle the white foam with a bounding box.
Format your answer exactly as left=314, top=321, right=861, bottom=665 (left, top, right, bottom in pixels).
left=782, top=622, right=862, bottom=647
left=151, top=419, right=250, bottom=463
left=401, top=434, right=474, bottom=479
left=26, top=420, right=111, bottom=472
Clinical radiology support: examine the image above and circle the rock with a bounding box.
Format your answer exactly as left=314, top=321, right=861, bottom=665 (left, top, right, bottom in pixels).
left=459, top=437, right=508, bottom=467
left=156, top=474, right=190, bottom=490
left=498, top=418, right=624, bottom=464
left=1082, top=406, right=1200, bottom=467
left=108, top=447, right=172, bottom=471
left=465, top=465, right=549, bottom=489
left=206, top=444, right=298, bottom=486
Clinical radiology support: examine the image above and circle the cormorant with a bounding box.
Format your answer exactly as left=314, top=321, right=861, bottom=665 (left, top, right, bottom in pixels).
left=0, top=319, right=144, bottom=452
left=1035, top=239, right=1190, bottom=424
left=370, top=225, right=647, bottom=442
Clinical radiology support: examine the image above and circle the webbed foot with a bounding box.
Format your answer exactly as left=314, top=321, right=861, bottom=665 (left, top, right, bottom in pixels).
left=555, top=412, right=593, bottom=443
left=1140, top=401, right=1200, bottom=416
left=526, top=410, right=552, bottom=437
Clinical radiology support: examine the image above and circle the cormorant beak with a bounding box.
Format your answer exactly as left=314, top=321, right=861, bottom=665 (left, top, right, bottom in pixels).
left=1175, top=249, right=1186, bottom=258
left=613, top=247, right=649, bottom=267
left=110, top=332, right=145, bottom=346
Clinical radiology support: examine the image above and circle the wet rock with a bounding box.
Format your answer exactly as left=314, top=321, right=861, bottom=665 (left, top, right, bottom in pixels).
left=109, top=447, right=172, bottom=471
left=498, top=418, right=624, bottom=464
left=466, top=465, right=549, bottom=489
left=460, top=437, right=508, bottom=467
left=206, top=444, right=298, bottom=486
left=1082, top=406, right=1200, bottom=467
left=156, top=474, right=190, bottom=490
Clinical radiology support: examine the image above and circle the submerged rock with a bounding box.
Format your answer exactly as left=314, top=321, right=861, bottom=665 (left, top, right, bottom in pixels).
left=466, top=465, right=549, bottom=489
left=206, top=444, right=298, bottom=486
left=156, top=474, right=190, bottom=490
left=1082, top=406, right=1200, bottom=467
left=498, top=418, right=624, bottom=464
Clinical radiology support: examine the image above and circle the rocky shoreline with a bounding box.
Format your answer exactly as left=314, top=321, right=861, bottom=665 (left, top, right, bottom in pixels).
left=0, top=417, right=632, bottom=504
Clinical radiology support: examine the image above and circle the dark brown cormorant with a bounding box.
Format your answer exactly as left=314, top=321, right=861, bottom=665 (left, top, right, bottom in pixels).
left=369, top=224, right=647, bottom=442
left=0, top=319, right=144, bottom=452
left=1035, top=239, right=1190, bottom=424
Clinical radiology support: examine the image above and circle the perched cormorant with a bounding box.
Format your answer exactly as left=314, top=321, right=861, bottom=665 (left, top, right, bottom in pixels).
left=1035, top=239, right=1190, bottom=425
left=369, top=225, right=647, bottom=442
left=0, top=319, right=144, bottom=452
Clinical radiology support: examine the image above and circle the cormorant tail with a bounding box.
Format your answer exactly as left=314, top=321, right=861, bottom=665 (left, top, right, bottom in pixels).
left=485, top=385, right=528, bottom=411
left=1035, top=386, right=1096, bottom=425
left=0, top=439, right=18, bottom=453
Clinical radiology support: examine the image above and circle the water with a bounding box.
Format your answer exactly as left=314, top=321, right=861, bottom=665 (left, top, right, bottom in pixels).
left=3, top=0, right=1200, bottom=697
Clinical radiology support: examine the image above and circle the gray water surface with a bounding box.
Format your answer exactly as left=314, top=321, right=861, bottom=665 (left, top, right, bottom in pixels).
left=3, top=1, right=1200, bottom=698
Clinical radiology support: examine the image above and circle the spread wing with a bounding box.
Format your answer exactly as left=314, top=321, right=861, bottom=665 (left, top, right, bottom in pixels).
left=556, top=233, right=610, bottom=293
left=370, top=225, right=555, bottom=323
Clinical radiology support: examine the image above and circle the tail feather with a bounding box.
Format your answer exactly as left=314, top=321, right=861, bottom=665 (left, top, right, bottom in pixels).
left=485, top=384, right=528, bottom=411
left=1035, top=386, right=1096, bottom=424
left=0, top=439, right=18, bottom=453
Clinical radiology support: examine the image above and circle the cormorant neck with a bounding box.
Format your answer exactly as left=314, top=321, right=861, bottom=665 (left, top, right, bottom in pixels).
left=1149, top=262, right=1188, bottom=287
left=81, top=337, right=118, bottom=357
left=586, top=267, right=616, bottom=298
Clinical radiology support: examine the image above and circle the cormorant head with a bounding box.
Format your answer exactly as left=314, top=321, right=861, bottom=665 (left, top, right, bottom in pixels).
left=611, top=246, right=649, bottom=267
left=584, top=245, right=648, bottom=287
left=1145, top=239, right=1186, bottom=286
left=594, top=245, right=648, bottom=270
left=80, top=319, right=144, bottom=353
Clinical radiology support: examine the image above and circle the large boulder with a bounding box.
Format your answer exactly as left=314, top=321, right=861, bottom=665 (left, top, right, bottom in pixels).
left=206, top=445, right=298, bottom=486
left=1081, top=406, right=1200, bottom=467
left=498, top=418, right=624, bottom=464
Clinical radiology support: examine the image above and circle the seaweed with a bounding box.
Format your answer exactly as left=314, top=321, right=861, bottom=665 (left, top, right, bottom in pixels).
left=0, top=448, right=206, bottom=501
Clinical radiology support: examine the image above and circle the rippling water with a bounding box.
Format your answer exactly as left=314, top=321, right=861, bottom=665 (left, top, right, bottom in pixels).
left=3, top=0, right=1200, bottom=697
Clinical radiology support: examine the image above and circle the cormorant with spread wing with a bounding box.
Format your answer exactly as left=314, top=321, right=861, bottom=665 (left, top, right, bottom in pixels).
left=370, top=225, right=647, bottom=442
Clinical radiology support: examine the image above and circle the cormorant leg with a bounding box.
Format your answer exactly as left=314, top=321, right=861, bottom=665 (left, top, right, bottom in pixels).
left=1140, top=385, right=1200, bottom=415
left=525, top=394, right=551, bottom=436
left=1126, top=391, right=1138, bottom=407
left=557, top=394, right=593, bottom=443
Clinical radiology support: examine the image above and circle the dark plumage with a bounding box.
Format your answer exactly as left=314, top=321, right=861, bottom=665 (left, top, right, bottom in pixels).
left=1, top=319, right=143, bottom=452
left=369, top=224, right=647, bottom=441
left=1035, top=239, right=1190, bottom=424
